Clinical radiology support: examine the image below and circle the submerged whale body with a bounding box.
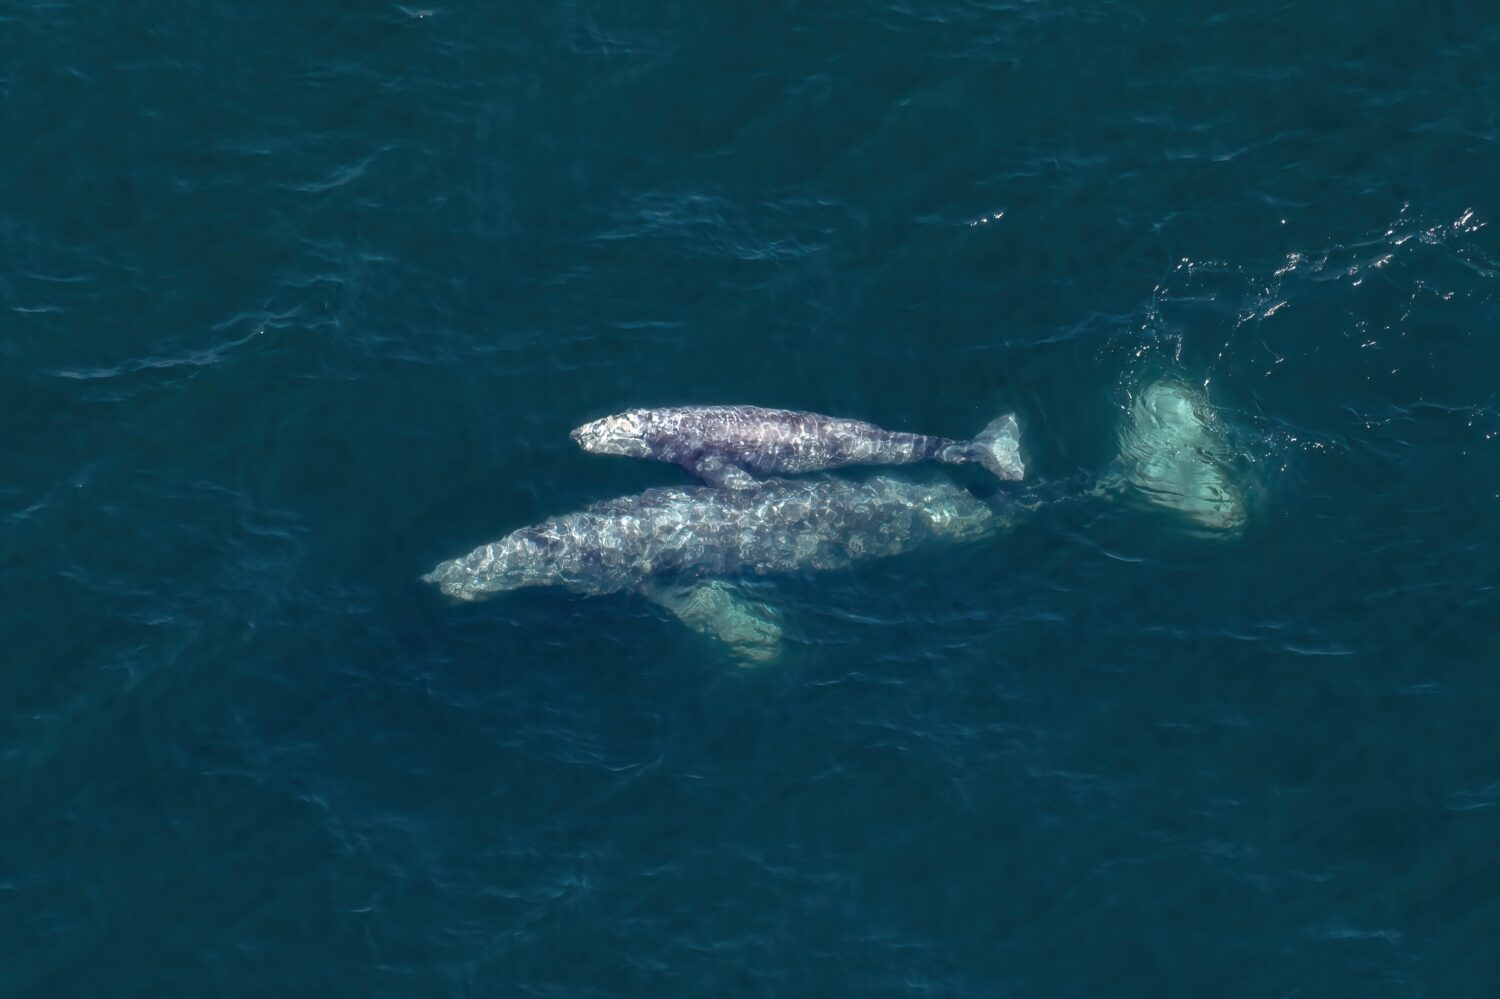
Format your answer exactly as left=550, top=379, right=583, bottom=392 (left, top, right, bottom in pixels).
left=569, top=405, right=1024, bottom=487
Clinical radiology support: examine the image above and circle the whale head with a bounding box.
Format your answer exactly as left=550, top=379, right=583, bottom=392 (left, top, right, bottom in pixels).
left=423, top=527, right=567, bottom=599
left=570, top=410, right=656, bottom=458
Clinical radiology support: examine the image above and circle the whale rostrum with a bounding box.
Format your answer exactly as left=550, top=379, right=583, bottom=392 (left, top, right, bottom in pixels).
left=569, top=405, right=1025, bottom=487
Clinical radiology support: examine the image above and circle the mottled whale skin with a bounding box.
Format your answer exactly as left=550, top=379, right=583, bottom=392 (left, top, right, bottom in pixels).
left=422, top=471, right=1009, bottom=662
left=569, top=406, right=1024, bottom=487
left=423, top=473, right=1003, bottom=601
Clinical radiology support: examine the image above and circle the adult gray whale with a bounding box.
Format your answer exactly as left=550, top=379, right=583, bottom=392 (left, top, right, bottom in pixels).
left=424, top=472, right=1011, bottom=662
left=569, top=405, right=1024, bottom=487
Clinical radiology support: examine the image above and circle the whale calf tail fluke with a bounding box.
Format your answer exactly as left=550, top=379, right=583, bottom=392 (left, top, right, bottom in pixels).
left=939, top=413, right=1026, bottom=481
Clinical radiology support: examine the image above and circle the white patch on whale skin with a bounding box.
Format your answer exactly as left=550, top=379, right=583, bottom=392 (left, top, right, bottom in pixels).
left=569, top=411, right=654, bottom=458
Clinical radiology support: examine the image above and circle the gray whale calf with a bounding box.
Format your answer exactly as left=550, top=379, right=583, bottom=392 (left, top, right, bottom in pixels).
left=569, top=405, right=1024, bottom=487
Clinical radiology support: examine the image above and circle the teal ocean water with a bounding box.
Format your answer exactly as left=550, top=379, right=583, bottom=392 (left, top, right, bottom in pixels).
left=5, top=2, right=1500, bottom=994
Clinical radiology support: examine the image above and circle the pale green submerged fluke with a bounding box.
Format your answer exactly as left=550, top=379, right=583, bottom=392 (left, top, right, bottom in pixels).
left=1114, top=379, right=1248, bottom=533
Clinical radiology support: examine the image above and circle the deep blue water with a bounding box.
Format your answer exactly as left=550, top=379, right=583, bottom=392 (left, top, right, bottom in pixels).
left=5, top=1, right=1500, bottom=995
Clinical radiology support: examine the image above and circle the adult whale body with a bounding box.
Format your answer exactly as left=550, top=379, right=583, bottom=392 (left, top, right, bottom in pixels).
left=423, top=472, right=1010, bottom=661
left=569, top=405, right=1025, bottom=487
left=424, top=473, right=1001, bottom=601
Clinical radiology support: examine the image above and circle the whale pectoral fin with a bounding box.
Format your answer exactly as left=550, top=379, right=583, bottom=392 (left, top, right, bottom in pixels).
left=685, top=455, right=760, bottom=490
left=639, top=580, right=783, bottom=665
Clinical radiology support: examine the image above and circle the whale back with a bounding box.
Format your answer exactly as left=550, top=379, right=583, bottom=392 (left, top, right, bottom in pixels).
left=424, top=474, right=998, bottom=602
left=572, top=405, right=951, bottom=478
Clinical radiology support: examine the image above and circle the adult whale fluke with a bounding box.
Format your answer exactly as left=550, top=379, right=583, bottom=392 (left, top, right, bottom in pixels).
left=569, top=405, right=1024, bottom=487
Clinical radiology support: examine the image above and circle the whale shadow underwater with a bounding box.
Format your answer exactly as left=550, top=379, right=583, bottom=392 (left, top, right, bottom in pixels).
left=425, top=380, right=1252, bottom=664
